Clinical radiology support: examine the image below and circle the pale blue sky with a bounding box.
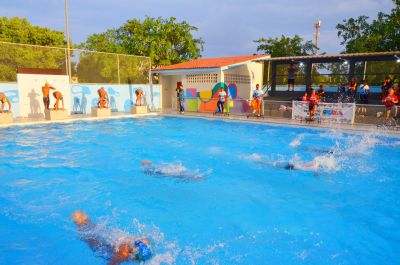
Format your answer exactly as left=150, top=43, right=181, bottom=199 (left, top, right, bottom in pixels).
left=0, top=0, right=395, bottom=57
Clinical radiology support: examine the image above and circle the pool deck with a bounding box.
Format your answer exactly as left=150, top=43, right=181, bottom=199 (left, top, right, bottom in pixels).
left=1, top=109, right=400, bottom=136
left=0, top=111, right=158, bottom=128
left=162, top=109, right=400, bottom=136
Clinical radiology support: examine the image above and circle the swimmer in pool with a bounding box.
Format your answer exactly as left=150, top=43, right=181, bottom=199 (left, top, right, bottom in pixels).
left=269, top=160, right=316, bottom=171
left=141, top=160, right=206, bottom=181
left=72, top=211, right=152, bottom=265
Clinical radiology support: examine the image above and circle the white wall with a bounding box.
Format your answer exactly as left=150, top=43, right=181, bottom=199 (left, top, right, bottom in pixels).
left=223, top=62, right=264, bottom=99
left=17, top=74, right=71, bottom=118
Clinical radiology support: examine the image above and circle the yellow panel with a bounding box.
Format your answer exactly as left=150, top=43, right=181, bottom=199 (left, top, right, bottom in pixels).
left=199, top=90, right=212, bottom=99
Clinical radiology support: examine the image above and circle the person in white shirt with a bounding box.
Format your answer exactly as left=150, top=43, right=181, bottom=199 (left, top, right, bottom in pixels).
left=216, top=88, right=227, bottom=113
left=358, top=79, right=370, bottom=115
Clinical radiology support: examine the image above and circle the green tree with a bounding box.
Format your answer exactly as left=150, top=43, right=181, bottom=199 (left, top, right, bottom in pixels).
left=254, top=35, right=315, bottom=57
left=0, top=17, right=66, bottom=81
left=336, top=0, right=400, bottom=52
left=255, top=35, right=315, bottom=86
left=80, top=16, right=204, bottom=67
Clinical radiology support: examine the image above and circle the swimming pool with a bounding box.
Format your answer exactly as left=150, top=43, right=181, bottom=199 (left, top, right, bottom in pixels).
left=0, top=116, right=399, bottom=265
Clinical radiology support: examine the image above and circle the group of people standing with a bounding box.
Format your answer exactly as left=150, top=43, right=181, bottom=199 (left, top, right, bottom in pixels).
left=176, top=82, right=264, bottom=116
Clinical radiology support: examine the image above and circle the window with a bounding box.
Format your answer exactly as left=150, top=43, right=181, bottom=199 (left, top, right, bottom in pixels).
left=224, top=74, right=251, bottom=84
left=186, top=74, right=218, bottom=83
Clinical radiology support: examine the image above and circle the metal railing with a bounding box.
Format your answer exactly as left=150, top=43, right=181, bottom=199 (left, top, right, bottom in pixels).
left=0, top=41, right=151, bottom=84
left=175, top=97, right=394, bottom=126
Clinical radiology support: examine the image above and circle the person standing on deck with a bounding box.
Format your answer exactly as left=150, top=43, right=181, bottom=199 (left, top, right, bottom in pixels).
left=358, top=79, right=370, bottom=115
left=42, top=82, right=55, bottom=110
left=53, top=91, right=64, bottom=110
left=307, top=89, right=320, bottom=122
left=252, top=84, right=264, bottom=117
left=97, top=87, right=109, bottom=108
left=347, top=77, right=357, bottom=102
left=135, top=89, right=144, bottom=106
left=178, top=84, right=185, bottom=114
left=216, top=88, right=227, bottom=114
left=287, top=63, right=298, bottom=92
left=383, top=87, right=398, bottom=123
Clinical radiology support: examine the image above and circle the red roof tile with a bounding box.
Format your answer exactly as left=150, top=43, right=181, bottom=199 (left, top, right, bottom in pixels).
left=154, top=55, right=269, bottom=71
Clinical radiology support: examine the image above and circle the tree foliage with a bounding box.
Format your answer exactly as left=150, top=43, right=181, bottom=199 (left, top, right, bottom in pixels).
left=80, top=17, right=204, bottom=68
left=336, top=0, right=400, bottom=52
left=0, top=17, right=66, bottom=81
left=254, top=35, right=315, bottom=57
left=0, top=16, right=65, bottom=46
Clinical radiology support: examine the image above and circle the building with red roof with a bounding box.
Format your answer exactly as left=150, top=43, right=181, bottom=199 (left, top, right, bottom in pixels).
left=152, top=54, right=270, bottom=109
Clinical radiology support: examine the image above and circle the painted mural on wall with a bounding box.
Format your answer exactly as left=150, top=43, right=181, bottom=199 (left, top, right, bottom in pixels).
left=184, top=82, right=251, bottom=113
left=0, top=83, right=20, bottom=116
left=0, top=83, right=160, bottom=117
left=70, top=84, right=160, bottom=114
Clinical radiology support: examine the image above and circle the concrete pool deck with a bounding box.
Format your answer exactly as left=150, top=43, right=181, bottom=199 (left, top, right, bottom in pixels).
left=0, top=111, right=158, bottom=128
left=162, top=109, right=400, bottom=136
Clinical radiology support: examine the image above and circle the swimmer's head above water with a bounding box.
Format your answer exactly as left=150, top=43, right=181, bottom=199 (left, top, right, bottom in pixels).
left=72, top=210, right=90, bottom=227
left=141, top=159, right=152, bottom=165
left=284, top=163, right=295, bottom=170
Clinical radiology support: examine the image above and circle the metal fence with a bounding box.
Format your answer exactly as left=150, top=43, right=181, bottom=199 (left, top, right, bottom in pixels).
left=0, top=41, right=151, bottom=84
left=179, top=97, right=392, bottom=126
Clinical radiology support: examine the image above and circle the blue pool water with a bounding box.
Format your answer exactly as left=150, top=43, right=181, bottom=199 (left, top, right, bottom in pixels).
left=0, top=116, right=399, bottom=265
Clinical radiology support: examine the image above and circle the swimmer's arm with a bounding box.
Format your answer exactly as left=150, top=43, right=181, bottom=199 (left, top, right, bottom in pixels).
left=108, top=244, right=131, bottom=265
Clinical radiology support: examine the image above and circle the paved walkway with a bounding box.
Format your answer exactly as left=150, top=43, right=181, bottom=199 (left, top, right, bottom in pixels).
left=0, top=112, right=158, bottom=128
left=162, top=109, right=400, bottom=136
left=2, top=109, right=399, bottom=137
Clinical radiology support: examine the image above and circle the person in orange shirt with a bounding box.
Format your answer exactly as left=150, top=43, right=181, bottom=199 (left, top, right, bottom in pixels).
left=97, top=87, right=109, bottom=108
left=42, top=82, right=56, bottom=110
left=307, top=89, right=320, bottom=122
left=251, top=84, right=263, bottom=117
left=383, top=88, right=399, bottom=121
left=53, top=91, right=64, bottom=110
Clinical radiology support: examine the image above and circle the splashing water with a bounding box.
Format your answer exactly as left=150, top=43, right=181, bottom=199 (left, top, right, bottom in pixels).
left=143, top=161, right=211, bottom=181
left=290, top=134, right=305, bottom=147
left=242, top=153, right=264, bottom=163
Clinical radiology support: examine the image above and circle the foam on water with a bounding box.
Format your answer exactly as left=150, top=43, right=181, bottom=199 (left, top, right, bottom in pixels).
left=144, top=161, right=212, bottom=181
left=290, top=134, right=305, bottom=147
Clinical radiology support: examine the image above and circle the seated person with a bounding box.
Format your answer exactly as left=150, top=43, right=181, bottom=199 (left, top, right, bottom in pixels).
left=53, top=91, right=64, bottom=110
left=0, top=92, right=11, bottom=112
left=72, top=211, right=152, bottom=265
left=383, top=87, right=399, bottom=122
left=135, top=89, right=144, bottom=106
left=97, top=87, right=109, bottom=108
